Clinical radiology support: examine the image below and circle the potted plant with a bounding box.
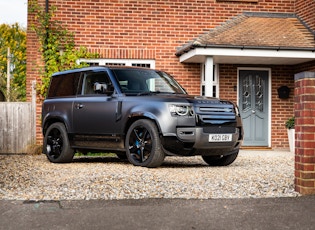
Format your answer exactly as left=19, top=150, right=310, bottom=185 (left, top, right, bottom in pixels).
left=285, top=116, right=295, bottom=153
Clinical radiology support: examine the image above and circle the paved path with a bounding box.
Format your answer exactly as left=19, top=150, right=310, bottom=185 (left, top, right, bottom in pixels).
left=1, top=196, right=315, bottom=230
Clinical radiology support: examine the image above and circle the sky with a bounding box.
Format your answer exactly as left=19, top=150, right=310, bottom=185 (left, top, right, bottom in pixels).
left=0, top=0, right=27, bottom=27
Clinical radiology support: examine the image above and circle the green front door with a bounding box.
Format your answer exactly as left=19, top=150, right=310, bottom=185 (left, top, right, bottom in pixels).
left=239, top=70, right=269, bottom=146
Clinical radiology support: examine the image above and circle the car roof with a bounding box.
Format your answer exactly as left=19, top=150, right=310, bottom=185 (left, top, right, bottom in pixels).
left=51, top=66, right=154, bottom=76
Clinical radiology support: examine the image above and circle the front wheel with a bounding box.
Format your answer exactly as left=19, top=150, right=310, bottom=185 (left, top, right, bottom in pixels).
left=43, top=122, right=75, bottom=163
left=202, top=150, right=239, bottom=166
left=125, top=119, right=165, bottom=168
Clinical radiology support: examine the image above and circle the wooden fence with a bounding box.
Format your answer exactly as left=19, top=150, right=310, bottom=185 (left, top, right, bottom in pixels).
left=0, top=81, right=37, bottom=154
left=0, top=102, right=36, bottom=154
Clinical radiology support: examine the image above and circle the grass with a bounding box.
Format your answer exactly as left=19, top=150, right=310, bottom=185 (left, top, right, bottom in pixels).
left=74, top=152, right=117, bottom=157
left=25, top=144, right=118, bottom=158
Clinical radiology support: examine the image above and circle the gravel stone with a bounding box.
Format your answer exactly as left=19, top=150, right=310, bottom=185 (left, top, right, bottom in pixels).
left=0, top=150, right=299, bottom=200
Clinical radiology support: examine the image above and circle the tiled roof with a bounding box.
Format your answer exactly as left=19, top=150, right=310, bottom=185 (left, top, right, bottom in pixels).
left=176, top=12, right=315, bottom=56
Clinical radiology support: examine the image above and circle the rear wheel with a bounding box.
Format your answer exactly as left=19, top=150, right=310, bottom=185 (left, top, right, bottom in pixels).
left=202, top=150, right=238, bottom=166
left=125, top=119, right=165, bottom=168
left=43, top=122, right=75, bottom=163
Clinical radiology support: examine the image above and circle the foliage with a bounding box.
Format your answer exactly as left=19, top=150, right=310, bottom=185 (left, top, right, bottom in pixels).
left=285, top=116, right=295, bottom=129
left=25, top=144, right=43, bottom=155
left=0, top=23, right=26, bottom=101
left=29, top=0, right=98, bottom=97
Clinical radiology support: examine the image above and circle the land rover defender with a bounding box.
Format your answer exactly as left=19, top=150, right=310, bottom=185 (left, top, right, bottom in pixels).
left=42, top=66, right=243, bottom=167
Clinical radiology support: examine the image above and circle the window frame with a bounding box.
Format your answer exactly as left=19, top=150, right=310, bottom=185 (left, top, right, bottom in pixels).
left=77, top=58, right=155, bottom=69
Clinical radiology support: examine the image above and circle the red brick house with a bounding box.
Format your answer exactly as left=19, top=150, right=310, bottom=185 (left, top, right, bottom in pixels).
left=26, top=0, right=315, bottom=150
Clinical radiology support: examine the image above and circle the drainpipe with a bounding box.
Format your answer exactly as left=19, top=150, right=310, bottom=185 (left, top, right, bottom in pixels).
left=45, top=0, right=49, bottom=13
left=44, top=0, right=49, bottom=72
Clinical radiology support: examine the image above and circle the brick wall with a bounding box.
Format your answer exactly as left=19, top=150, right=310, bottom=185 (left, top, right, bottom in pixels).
left=295, top=0, right=315, bottom=31
left=294, top=72, right=315, bottom=195
left=28, top=0, right=297, bottom=93
left=295, top=60, right=315, bottom=74
left=271, top=65, right=295, bottom=149
left=26, top=2, right=45, bottom=142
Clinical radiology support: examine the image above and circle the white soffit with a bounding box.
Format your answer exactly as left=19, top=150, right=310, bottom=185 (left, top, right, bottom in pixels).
left=179, top=47, right=315, bottom=65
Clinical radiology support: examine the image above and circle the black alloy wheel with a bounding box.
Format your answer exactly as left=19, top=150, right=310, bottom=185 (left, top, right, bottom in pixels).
left=125, top=119, right=165, bottom=168
left=43, top=122, right=74, bottom=163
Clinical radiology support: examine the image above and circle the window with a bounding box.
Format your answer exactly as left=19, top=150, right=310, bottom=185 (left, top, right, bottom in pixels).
left=48, top=72, right=80, bottom=97
left=81, top=72, right=113, bottom=95
left=77, top=59, right=155, bottom=69
left=132, top=63, right=151, bottom=68
left=105, top=62, right=125, bottom=66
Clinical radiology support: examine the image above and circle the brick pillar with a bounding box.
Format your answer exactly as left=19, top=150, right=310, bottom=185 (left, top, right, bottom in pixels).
left=294, top=71, right=315, bottom=195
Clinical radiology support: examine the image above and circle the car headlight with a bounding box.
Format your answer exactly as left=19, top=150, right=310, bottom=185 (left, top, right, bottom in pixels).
left=169, top=104, right=194, bottom=116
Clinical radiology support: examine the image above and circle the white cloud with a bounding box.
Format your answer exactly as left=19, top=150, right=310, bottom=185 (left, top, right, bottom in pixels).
left=0, top=0, right=27, bottom=27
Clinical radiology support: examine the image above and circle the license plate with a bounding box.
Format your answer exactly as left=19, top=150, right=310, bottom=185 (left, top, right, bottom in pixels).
left=209, top=134, right=232, bottom=142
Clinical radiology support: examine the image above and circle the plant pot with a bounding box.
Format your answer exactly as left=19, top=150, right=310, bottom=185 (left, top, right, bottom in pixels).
left=287, top=128, right=295, bottom=153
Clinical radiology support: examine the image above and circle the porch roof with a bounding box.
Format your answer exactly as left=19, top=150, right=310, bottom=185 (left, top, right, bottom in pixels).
left=176, top=12, right=315, bottom=65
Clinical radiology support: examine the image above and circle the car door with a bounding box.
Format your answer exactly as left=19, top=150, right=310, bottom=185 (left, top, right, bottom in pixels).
left=72, top=71, right=121, bottom=135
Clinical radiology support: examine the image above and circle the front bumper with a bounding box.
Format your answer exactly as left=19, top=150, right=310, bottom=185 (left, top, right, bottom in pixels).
left=161, top=126, right=243, bottom=156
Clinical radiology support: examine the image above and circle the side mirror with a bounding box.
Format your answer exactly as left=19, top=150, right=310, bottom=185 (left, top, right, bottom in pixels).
left=94, top=82, right=108, bottom=94
left=94, top=82, right=114, bottom=95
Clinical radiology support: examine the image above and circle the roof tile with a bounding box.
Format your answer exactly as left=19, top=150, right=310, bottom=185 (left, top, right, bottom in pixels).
left=177, top=12, right=315, bottom=55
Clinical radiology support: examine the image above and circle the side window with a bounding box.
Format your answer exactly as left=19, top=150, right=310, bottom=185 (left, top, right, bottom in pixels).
left=82, top=72, right=113, bottom=95
left=48, top=72, right=80, bottom=97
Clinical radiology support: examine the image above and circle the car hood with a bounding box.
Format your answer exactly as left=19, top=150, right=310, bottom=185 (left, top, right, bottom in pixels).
left=142, top=93, right=232, bottom=105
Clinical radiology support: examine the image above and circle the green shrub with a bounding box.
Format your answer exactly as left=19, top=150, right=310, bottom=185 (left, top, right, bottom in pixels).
left=285, top=116, right=295, bottom=129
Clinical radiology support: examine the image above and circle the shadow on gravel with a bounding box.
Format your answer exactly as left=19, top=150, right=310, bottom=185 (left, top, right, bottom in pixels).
left=72, top=156, right=210, bottom=168
left=72, top=156, right=128, bottom=164
left=161, top=161, right=208, bottom=168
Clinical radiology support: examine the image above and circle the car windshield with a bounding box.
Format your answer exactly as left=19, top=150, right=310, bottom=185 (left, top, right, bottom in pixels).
left=112, top=68, right=186, bottom=95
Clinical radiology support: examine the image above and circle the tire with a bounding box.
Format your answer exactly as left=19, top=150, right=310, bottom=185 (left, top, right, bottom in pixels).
left=43, top=122, right=75, bottom=163
left=202, top=150, right=239, bottom=166
left=125, top=119, right=165, bottom=168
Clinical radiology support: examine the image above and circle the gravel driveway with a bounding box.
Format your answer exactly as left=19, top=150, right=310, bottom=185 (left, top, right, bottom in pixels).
left=0, top=150, right=299, bottom=200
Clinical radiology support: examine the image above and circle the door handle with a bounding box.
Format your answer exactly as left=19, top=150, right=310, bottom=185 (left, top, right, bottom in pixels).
left=75, top=103, right=84, bottom=109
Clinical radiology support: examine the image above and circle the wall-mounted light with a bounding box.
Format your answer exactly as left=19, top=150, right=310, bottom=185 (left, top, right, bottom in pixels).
left=277, top=86, right=290, bottom=99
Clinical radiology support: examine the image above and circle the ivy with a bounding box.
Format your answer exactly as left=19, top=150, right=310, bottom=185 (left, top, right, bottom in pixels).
left=29, top=0, right=98, bottom=97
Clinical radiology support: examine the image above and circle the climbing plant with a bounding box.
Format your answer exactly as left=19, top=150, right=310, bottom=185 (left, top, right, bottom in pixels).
left=29, top=0, right=98, bottom=97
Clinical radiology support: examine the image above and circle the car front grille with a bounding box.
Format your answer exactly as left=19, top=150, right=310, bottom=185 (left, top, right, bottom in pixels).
left=195, top=103, right=236, bottom=125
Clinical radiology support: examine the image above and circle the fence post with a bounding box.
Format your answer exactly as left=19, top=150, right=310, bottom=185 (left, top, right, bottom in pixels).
left=6, top=47, right=11, bottom=102
left=31, top=80, right=37, bottom=145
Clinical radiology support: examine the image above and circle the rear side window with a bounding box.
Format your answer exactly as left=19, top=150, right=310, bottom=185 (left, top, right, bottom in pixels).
left=47, top=72, right=80, bottom=97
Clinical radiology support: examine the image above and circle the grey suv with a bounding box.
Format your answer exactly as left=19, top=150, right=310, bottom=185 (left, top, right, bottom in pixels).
left=42, top=66, right=243, bottom=167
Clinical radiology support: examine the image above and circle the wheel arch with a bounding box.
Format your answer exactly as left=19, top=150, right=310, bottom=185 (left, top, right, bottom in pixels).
left=124, top=112, right=162, bottom=137
left=42, top=116, right=70, bottom=136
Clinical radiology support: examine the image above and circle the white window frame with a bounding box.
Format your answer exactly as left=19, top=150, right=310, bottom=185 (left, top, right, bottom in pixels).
left=77, top=58, right=155, bottom=69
